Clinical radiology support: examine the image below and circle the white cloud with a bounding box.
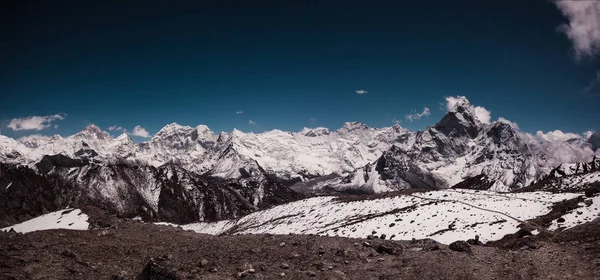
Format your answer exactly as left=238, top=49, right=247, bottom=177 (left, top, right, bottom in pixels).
left=392, top=117, right=401, bottom=125
left=497, top=117, right=520, bottom=130
left=535, top=130, right=580, bottom=143
left=236, top=110, right=244, bottom=115
left=405, top=107, right=431, bottom=121
left=521, top=129, right=598, bottom=165
left=445, top=96, right=462, bottom=111
left=309, top=117, right=317, bottom=124
left=554, top=0, right=600, bottom=60
left=7, top=114, right=66, bottom=131
left=131, top=126, right=150, bottom=138
left=355, top=89, right=368, bottom=95
left=474, top=106, right=491, bottom=124
left=248, top=120, right=257, bottom=126
left=108, top=125, right=127, bottom=133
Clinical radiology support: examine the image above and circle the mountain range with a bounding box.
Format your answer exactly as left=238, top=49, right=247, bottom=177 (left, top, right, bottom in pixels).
left=1, top=97, right=598, bottom=226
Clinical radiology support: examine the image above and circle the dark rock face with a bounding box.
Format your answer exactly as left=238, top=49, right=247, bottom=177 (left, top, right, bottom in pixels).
left=451, top=175, right=495, bottom=190
left=35, top=154, right=89, bottom=174
left=0, top=164, right=79, bottom=227
left=448, top=241, right=472, bottom=253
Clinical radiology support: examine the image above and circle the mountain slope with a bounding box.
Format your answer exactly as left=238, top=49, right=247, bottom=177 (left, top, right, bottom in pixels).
left=0, top=158, right=304, bottom=227
left=332, top=98, right=587, bottom=193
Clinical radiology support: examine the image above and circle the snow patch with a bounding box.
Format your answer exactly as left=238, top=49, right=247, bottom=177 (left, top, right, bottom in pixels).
left=1, top=208, right=89, bottom=233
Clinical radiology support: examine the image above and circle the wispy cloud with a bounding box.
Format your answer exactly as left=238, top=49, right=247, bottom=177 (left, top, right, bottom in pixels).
left=108, top=125, right=127, bottom=133
left=248, top=120, right=258, bottom=126
left=355, top=89, right=368, bottom=95
left=7, top=114, right=66, bottom=131
left=405, top=107, right=431, bottom=122
left=392, top=117, right=401, bottom=125
left=236, top=110, right=244, bottom=115
left=131, top=125, right=150, bottom=138
left=309, top=117, right=317, bottom=125
left=585, top=70, right=600, bottom=93
left=554, top=1, right=600, bottom=60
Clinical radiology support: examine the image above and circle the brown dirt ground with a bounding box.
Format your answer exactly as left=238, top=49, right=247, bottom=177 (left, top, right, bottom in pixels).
left=1, top=207, right=600, bottom=280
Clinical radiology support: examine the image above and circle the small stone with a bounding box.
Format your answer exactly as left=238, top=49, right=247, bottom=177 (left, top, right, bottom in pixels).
left=199, top=259, right=209, bottom=267
left=380, top=234, right=387, bottom=240
left=353, top=242, right=359, bottom=246
left=344, top=260, right=350, bottom=264
left=377, top=258, right=385, bottom=262
left=280, top=272, right=286, bottom=277
left=209, top=268, right=218, bottom=273
left=279, top=242, right=286, bottom=247
left=363, top=241, right=371, bottom=247
left=281, top=263, right=290, bottom=269
left=307, top=271, right=317, bottom=277
left=247, top=268, right=255, bottom=274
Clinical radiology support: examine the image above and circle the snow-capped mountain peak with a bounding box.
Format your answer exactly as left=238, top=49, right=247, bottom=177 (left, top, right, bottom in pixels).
left=71, top=124, right=112, bottom=141
left=115, top=133, right=131, bottom=142
left=195, top=125, right=216, bottom=142
left=300, top=127, right=331, bottom=137
left=338, top=121, right=370, bottom=132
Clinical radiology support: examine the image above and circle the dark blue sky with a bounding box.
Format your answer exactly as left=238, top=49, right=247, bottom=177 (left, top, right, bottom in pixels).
left=1, top=0, right=598, bottom=139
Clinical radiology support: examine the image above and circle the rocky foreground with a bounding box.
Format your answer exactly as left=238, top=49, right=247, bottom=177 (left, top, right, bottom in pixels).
left=1, top=207, right=600, bottom=280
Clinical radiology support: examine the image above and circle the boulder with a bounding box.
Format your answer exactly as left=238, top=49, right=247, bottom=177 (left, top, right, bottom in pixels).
left=449, top=241, right=472, bottom=253
left=138, top=260, right=181, bottom=280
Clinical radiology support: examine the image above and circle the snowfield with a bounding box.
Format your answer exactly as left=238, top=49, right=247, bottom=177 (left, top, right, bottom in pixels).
left=174, top=189, right=580, bottom=244
left=1, top=208, right=89, bottom=233
left=549, top=195, right=600, bottom=231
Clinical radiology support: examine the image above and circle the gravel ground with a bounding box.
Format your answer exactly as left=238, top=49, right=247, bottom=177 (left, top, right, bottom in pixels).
left=1, top=207, right=599, bottom=280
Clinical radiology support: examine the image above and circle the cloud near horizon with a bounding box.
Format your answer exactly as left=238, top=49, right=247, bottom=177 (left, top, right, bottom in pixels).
left=131, top=126, right=150, bottom=138
left=355, top=89, right=368, bottom=95
left=236, top=110, right=244, bottom=115
left=7, top=114, right=66, bottom=131
left=248, top=120, right=257, bottom=126
left=108, top=125, right=127, bottom=133
left=405, top=107, right=431, bottom=121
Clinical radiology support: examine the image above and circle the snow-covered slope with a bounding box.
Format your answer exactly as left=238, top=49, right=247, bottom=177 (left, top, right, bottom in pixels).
left=172, top=189, right=579, bottom=244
